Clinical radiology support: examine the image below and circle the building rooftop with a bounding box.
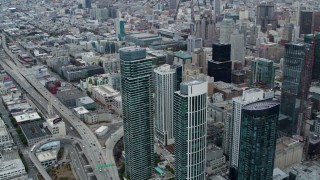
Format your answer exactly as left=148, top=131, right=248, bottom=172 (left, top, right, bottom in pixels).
left=77, top=96, right=95, bottom=105
left=243, top=101, right=279, bottom=111
left=285, top=161, right=320, bottom=179
left=13, top=111, right=41, bottom=123
left=129, top=33, right=159, bottom=39
left=7, top=103, right=32, bottom=112
left=275, top=136, right=302, bottom=155
left=74, top=106, right=90, bottom=115
left=37, top=141, right=60, bottom=152
left=36, top=149, right=58, bottom=162
left=0, top=158, right=25, bottom=175
left=273, top=168, right=289, bottom=180
left=0, top=118, right=9, bottom=137
left=93, top=85, right=119, bottom=97
left=20, top=120, right=51, bottom=140
left=174, top=51, right=192, bottom=59
left=154, top=64, right=176, bottom=74
left=56, top=88, right=86, bottom=102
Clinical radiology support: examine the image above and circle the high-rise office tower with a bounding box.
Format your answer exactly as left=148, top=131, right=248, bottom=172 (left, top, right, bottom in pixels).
left=237, top=101, right=280, bottom=180
left=300, top=11, right=313, bottom=35
left=208, top=43, right=232, bottom=83
left=187, top=35, right=203, bottom=53
left=214, top=0, right=221, bottom=16
left=229, top=88, right=274, bottom=175
left=120, top=47, right=154, bottom=179
left=115, top=18, right=125, bottom=40
left=174, top=79, right=208, bottom=180
left=194, top=10, right=216, bottom=47
left=304, top=33, right=320, bottom=81
left=250, top=58, right=275, bottom=89
left=256, top=2, right=277, bottom=33
left=280, top=42, right=313, bottom=135
left=154, top=64, right=176, bottom=146
left=220, top=18, right=235, bottom=44
left=230, top=30, right=245, bottom=64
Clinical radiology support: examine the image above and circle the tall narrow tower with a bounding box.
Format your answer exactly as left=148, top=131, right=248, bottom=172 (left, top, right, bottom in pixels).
left=174, top=79, right=208, bottom=180
left=120, top=47, right=154, bottom=179
left=154, top=64, right=177, bottom=146
left=280, top=42, right=313, bottom=135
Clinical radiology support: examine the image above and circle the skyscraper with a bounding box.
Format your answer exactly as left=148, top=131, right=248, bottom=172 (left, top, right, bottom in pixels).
left=174, top=79, right=208, bottom=180
left=220, top=18, right=235, bottom=44
left=237, top=101, right=280, bottom=180
left=230, top=88, right=274, bottom=173
left=115, top=18, right=125, bottom=40
left=230, top=30, right=245, bottom=64
left=120, top=47, right=154, bottom=179
left=194, top=10, right=216, bottom=47
left=280, top=42, right=313, bottom=135
left=208, top=43, right=232, bottom=83
left=299, top=11, right=313, bottom=35
left=154, top=64, right=176, bottom=146
left=256, top=2, right=276, bottom=33
left=304, top=33, right=320, bottom=81
left=250, top=58, right=275, bottom=89
left=214, top=0, right=221, bottom=16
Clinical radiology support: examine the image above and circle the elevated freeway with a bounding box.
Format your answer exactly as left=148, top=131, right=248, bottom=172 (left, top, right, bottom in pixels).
left=1, top=34, right=119, bottom=180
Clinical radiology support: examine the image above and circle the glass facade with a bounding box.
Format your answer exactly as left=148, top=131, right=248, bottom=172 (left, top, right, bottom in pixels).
left=256, top=3, right=276, bottom=32
left=280, top=42, right=313, bottom=135
left=250, top=58, right=275, bottom=89
left=208, top=43, right=232, bottom=83
left=304, top=34, right=320, bottom=80
left=120, top=47, right=154, bottom=179
left=212, top=43, right=231, bottom=62
left=174, top=80, right=207, bottom=180
left=237, top=101, right=280, bottom=180
left=208, top=61, right=232, bottom=83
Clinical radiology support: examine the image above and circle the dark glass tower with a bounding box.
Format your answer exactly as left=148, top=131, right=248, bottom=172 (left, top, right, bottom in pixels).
left=250, top=58, right=275, bottom=89
left=280, top=42, right=313, bottom=135
left=208, top=42, right=232, bottom=83
left=256, top=3, right=276, bottom=32
left=237, top=101, right=280, bottom=180
left=300, top=11, right=313, bottom=35
left=120, top=47, right=154, bottom=179
left=304, top=33, right=320, bottom=80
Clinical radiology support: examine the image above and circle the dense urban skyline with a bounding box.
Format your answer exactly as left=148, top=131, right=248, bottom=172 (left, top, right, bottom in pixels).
left=0, top=0, right=319, bottom=180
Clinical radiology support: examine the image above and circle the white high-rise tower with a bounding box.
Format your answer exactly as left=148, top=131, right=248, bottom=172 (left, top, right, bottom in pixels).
left=154, top=64, right=176, bottom=146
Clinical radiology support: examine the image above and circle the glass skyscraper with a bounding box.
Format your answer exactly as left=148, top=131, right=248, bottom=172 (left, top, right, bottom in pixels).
left=250, top=58, right=275, bottom=89
left=174, top=79, right=207, bottom=180
left=208, top=43, right=232, bottom=83
left=237, top=101, right=280, bottom=180
left=304, top=33, right=320, bottom=80
left=120, top=47, right=154, bottom=179
left=280, top=42, right=313, bottom=135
